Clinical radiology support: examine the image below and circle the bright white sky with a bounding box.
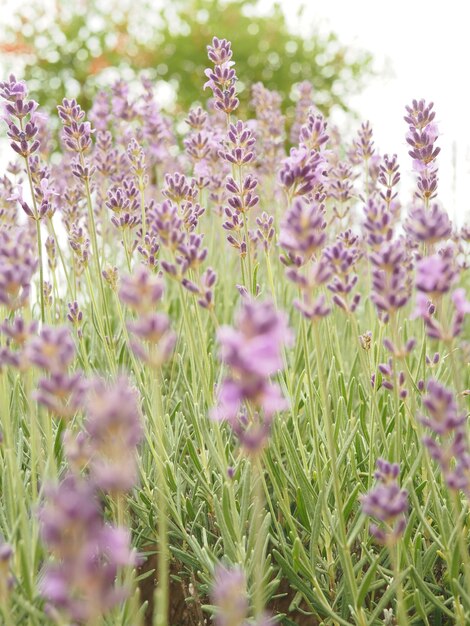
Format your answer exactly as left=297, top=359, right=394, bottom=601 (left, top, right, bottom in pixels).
left=276, top=0, right=470, bottom=224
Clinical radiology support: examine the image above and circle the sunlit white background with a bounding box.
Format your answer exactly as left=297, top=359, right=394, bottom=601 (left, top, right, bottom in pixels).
left=279, top=0, right=470, bottom=224
left=2, top=0, right=469, bottom=225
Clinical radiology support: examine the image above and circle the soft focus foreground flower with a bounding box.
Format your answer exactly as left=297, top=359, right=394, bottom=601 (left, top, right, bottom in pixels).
left=415, top=252, right=456, bottom=295
left=38, top=475, right=135, bottom=624
left=212, top=300, right=292, bottom=453
left=360, top=459, right=408, bottom=545
left=0, top=538, right=14, bottom=602
left=211, top=565, right=248, bottom=626
left=34, top=371, right=87, bottom=420
left=420, top=380, right=470, bottom=495
left=0, top=228, right=38, bottom=310
left=26, top=325, right=75, bottom=374
left=119, top=264, right=164, bottom=314
left=404, top=203, right=452, bottom=245
left=85, top=376, right=143, bottom=493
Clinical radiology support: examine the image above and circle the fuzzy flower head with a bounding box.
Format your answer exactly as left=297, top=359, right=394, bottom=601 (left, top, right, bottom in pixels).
left=279, top=146, right=326, bottom=198
left=217, top=300, right=291, bottom=380
left=419, top=380, right=470, bottom=495
left=210, top=565, right=248, bottom=626
left=360, top=459, right=408, bottom=545
left=212, top=300, right=292, bottom=452
left=415, top=252, right=456, bottom=296
left=0, top=228, right=38, bottom=311
left=279, top=196, right=327, bottom=264
left=405, top=203, right=452, bottom=245
left=119, top=264, right=164, bottom=314
left=85, top=377, right=143, bottom=493
left=26, top=326, right=75, bottom=374
left=38, top=475, right=135, bottom=624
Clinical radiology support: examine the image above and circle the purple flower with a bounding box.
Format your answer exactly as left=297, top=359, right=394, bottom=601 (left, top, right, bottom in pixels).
left=119, top=264, right=164, bottom=314
left=204, top=37, right=239, bottom=115
left=370, top=239, right=412, bottom=320
left=0, top=316, right=38, bottom=346
left=290, top=81, right=314, bottom=144
left=38, top=475, right=136, bottom=623
left=220, top=120, right=256, bottom=166
left=255, top=212, right=275, bottom=252
left=0, top=228, right=38, bottom=311
left=299, top=110, right=329, bottom=152
left=67, top=300, right=84, bottom=338
left=404, top=203, right=452, bottom=244
left=34, top=371, right=87, bottom=420
left=354, top=121, right=375, bottom=161
left=26, top=326, right=75, bottom=374
left=416, top=253, right=456, bottom=295
left=360, top=459, right=408, bottom=545
left=250, top=82, right=285, bottom=174
left=420, top=380, right=466, bottom=436
left=279, top=146, right=326, bottom=198
left=378, top=153, right=401, bottom=207
left=85, top=377, right=143, bottom=493
left=210, top=565, right=248, bottom=626
left=0, top=537, right=14, bottom=599
left=212, top=300, right=292, bottom=452
left=279, top=196, right=326, bottom=264
left=404, top=99, right=440, bottom=202
left=419, top=380, right=470, bottom=495
left=362, top=196, right=395, bottom=247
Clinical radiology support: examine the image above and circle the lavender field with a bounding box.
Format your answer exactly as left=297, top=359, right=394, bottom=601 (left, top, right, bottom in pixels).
left=0, top=33, right=470, bottom=626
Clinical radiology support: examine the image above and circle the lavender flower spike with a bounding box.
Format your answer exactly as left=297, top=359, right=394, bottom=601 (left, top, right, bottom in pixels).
left=38, top=475, right=136, bottom=624
left=210, top=565, right=248, bottom=626
left=360, top=459, right=408, bottom=545
left=85, top=376, right=143, bottom=493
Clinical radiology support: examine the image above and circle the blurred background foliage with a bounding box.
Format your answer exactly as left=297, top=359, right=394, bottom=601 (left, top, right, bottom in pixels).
left=0, top=0, right=373, bottom=119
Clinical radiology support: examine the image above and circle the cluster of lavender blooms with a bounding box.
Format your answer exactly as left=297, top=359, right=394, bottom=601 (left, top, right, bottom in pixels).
left=211, top=299, right=292, bottom=453
left=1, top=31, right=470, bottom=626
left=0, top=317, right=144, bottom=621
left=38, top=475, right=136, bottom=624
left=38, top=375, right=143, bottom=623
left=361, top=459, right=408, bottom=545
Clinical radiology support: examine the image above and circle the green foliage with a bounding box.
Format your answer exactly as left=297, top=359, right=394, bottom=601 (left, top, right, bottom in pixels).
left=1, top=0, right=373, bottom=116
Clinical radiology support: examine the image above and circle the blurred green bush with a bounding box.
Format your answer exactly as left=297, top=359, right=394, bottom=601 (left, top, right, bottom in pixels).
left=1, top=0, right=373, bottom=117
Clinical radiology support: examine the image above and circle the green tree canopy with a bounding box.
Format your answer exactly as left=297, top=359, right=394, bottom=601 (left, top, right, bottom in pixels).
left=1, top=0, right=373, bottom=117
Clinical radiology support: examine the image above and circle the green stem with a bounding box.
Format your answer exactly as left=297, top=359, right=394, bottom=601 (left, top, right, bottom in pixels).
left=252, top=456, right=266, bottom=619
left=49, top=217, right=73, bottom=297
left=300, top=316, right=321, bottom=478
left=311, top=321, right=364, bottom=622
left=35, top=218, right=45, bottom=323
left=152, top=370, right=169, bottom=626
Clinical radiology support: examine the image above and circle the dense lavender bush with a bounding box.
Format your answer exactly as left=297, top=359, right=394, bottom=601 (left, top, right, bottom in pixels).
left=0, top=35, right=469, bottom=626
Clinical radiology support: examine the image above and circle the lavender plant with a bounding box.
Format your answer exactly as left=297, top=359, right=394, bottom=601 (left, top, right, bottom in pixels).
left=0, top=36, right=470, bottom=626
